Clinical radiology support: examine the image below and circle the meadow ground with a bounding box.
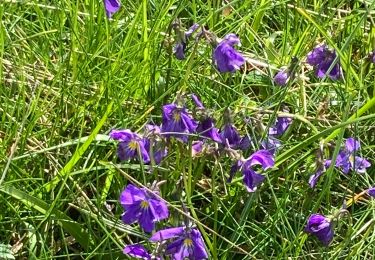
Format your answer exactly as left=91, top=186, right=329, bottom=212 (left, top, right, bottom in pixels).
left=1, top=0, right=375, bottom=259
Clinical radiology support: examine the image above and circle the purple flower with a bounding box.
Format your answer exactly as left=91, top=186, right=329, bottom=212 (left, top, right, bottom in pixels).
left=174, top=24, right=200, bottom=60
left=192, top=141, right=204, bottom=157
left=119, top=184, right=169, bottom=232
left=213, top=34, right=245, bottom=73
left=103, top=0, right=121, bottom=18
left=220, top=123, right=241, bottom=147
left=308, top=160, right=331, bottom=188
left=150, top=227, right=208, bottom=260
left=110, top=129, right=150, bottom=163
left=191, top=93, right=204, bottom=109
left=242, top=150, right=274, bottom=192
left=261, top=136, right=281, bottom=154
left=269, top=117, right=292, bottom=136
left=367, top=187, right=375, bottom=197
left=123, top=244, right=152, bottom=259
left=306, top=45, right=341, bottom=80
left=273, top=69, right=289, bottom=86
left=161, top=103, right=198, bottom=142
left=305, top=214, right=334, bottom=246
left=197, top=117, right=222, bottom=143
left=335, top=138, right=371, bottom=174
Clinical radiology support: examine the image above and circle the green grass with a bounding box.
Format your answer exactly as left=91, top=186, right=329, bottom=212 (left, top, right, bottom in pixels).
left=1, top=0, right=375, bottom=259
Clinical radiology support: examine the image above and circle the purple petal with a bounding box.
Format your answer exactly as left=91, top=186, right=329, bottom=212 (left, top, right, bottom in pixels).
left=345, top=138, right=361, bottom=153
left=191, top=228, right=208, bottom=259
left=104, top=0, right=121, bottom=18
left=192, top=141, right=204, bottom=156
left=185, top=24, right=200, bottom=38
left=305, top=213, right=334, bottom=246
left=352, top=156, right=371, bottom=173
left=139, top=209, right=155, bottom=232
left=110, top=129, right=135, bottom=141
left=243, top=169, right=265, bottom=192
left=119, top=184, right=146, bottom=206
left=220, top=124, right=241, bottom=147
left=150, top=227, right=185, bottom=242
left=121, top=204, right=141, bottom=224
left=148, top=198, right=169, bottom=221
left=307, top=45, right=326, bottom=66
left=174, top=42, right=186, bottom=60
left=123, top=244, right=151, bottom=259
left=273, top=70, right=289, bottom=86
left=197, top=118, right=222, bottom=143
left=308, top=169, right=324, bottom=188
left=191, top=93, right=205, bottom=108
left=213, top=34, right=245, bottom=73
left=367, top=187, right=375, bottom=197
left=246, top=150, right=275, bottom=170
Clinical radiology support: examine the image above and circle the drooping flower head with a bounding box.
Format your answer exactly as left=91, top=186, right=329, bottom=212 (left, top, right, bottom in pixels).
left=213, top=33, right=245, bottom=73
left=197, top=117, right=222, bottom=143
left=306, top=44, right=341, bottom=80
left=123, top=244, right=152, bottom=259
left=308, top=160, right=331, bottom=188
left=119, top=184, right=169, bottom=232
left=173, top=23, right=200, bottom=60
left=150, top=226, right=208, bottom=260
left=334, top=138, right=371, bottom=174
left=191, top=93, right=205, bottom=109
left=110, top=129, right=150, bottom=163
left=220, top=123, right=241, bottom=147
left=273, top=69, right=289, bottom=86
left=103, top=0, right=121, bottom=18
left=242, top=150, right=274, bottom=192
left=143, top=124, right=167, bottom=165
left=161, top=103, right=198, bottom=142
left=305, top=214, right=334, bottom=246
left=269, top=116, right=292, bottom=137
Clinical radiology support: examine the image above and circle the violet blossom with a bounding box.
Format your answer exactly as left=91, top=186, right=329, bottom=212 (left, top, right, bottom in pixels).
left=367, top=187, right=375, bottom=198
left=242, top=150, right=274, bottom=192
left=119, top=184, right=169, bottom=232
left=213, top=34, right=245, bottom=73
left=123, top=244, right=152, bottom=259
left=161, top=103, right=198, bottom=142
left=273, top=69, right=289, bottom=86
left=308, top=160, right=331, bottom=188
left=173, top=23, right=200, bottom=60
left=334, top=138, right=371, bottom=174
left=197, top=117, right=222, bottom=143
left=143, top=125, right=167, bottom=165
left=305, top=214, right=334, bottom=246
left=103, top=0, right=121, bottom=18
left=306, top=44, right=341, bottom=80
left=110, top=129, right=150, bottom=163
left=269, top=116, right=292, bottom=137
left=150, top=226, right=208, bottom=260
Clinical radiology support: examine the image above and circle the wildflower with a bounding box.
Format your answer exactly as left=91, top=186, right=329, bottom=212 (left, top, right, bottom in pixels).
left=305, top=214, right=334, bottom=246
left=335, top=138, right=371, bottom=174
left=191, top=93, right=204, bottom=109
left=161, top=103, right=197, bottom=142
left=306, top=45, right=341, bottom=80
left=273, top=69, right=289, bottom=86
left=269, top=116, right=292, bottom=137
left=103, top=0, right=121, bottom=18
left=110, top=129, right=150, bottom=163
left=213, top=33, right=245, bottom=73
left=367, top=187, right=375, bottom=197
left=123, top=244, right=152, bottom=259
left=197, top=117, right=222, bottom=143
left=308, top=160, right=331, bottom=188
left=242, top=150, right=274, bottom=192
left=143, top=125, right=167, bottom=165
left=261, top=136, right=281, bottom=154
left=173, top=23, right=200, bottom=60
left=220, top=123, right=241, bottom=147
left=192, top=141, right=204, bottom=157
left=150, top=226, right=208, bottom=260
left=119, top=184, right=169, bottom=232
